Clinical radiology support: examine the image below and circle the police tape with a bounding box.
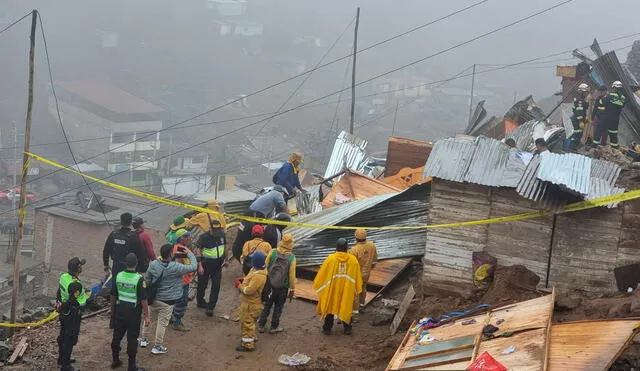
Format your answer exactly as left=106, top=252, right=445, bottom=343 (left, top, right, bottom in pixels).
left=26, top=152, right=640, bottom=230
left=0, top=311, right=59, bottom=328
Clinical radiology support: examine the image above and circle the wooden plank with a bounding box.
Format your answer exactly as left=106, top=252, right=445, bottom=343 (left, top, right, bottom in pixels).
left=543, top=288, right=555, bottom=371
left=8, top=337, right=27, bottom=364
left=390, top=285, right=415, bottom=335
left=407, top=335, right=475, bottom=359
left=402, top=348, right=472, bottom=369
left=386, top=320, right=416, bottom=371
left=476, top=328, right=547, bottom=371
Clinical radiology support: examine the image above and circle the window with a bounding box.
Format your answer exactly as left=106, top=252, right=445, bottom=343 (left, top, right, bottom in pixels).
left=191, top=156, right=205, bottom=164
left=131, top=171, right=147, bottom=182
left=111, top=132, right=135, bottom=143
left=109, top=152, right=132, bottom=163
left=135, top=131, right=158, bottom=142
left=134, top=150, right=155, bottom=162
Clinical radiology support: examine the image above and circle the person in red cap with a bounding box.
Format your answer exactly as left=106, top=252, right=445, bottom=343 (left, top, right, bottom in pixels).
left=240, top=225, right=272, bottom=275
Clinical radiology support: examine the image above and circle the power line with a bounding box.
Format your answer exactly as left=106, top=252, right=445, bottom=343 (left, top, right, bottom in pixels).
left=37, top=11, right=110, bottom=224
left=1, top=1, right=586, bottom=213
left=18, top=0, right=489, bottom=183
left=0, top=12, right=31, bottom=36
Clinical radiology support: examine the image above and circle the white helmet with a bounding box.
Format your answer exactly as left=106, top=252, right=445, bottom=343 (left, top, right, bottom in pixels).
left=612, top=81, right=623, bottom=88
left=578, top=83, right=589, bottom=92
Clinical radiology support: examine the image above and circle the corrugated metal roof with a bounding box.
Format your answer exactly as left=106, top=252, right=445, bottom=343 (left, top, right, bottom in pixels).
left=323, top=130, right=368, bottom=180
left=537, top=152, right=592, bottom=195
left=587, top=178, right=624, bottom=208
left=287, top=184, right=428, bottom=266
left=423, top=136, right=528, bottom=187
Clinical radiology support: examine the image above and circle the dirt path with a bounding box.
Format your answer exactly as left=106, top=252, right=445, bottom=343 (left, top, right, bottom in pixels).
left=8, top=262, right=402, bottom=371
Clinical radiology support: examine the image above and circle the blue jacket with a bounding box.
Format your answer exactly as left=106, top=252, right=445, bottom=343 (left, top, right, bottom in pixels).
left=274, top=162, right=301, bottom=195
left=146, top=252, right=197, bottom=302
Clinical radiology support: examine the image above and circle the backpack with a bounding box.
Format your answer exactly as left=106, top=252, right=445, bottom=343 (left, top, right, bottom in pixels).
left=268, top=250, right=294, bottom=289
left=147, top=263, right=166, bottom=305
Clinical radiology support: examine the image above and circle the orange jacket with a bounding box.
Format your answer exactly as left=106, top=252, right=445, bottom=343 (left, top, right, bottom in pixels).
left=173, top=243, right=195, bottom=285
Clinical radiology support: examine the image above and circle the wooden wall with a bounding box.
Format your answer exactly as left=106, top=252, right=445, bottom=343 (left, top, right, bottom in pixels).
left=424, top=179, right=640, bottom=295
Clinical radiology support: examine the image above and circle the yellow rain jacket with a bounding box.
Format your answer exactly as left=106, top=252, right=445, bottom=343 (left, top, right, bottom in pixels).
left=313, top=251, right=363, bottom=324
left=186, top=200, right=227, bottom=232
left=239, top=268, right=268, bottom=305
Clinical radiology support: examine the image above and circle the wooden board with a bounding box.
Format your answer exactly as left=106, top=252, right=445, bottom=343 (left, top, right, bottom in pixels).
left=294, top=278, right=376, bottom=304
left=390, top=285, right=416, bottom=335
left=8, top=337, right=27, bottom=364
left=298, top=258, right=413, bottom=289
left=548, top=319, right=640, bottom=371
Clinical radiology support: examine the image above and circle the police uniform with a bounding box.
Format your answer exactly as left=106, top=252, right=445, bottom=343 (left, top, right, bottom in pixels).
left=57, top=258, right=87, bottom=371
left=111, top=267, right=146, bottom=371
left=196, top=226, right=226, bottom=314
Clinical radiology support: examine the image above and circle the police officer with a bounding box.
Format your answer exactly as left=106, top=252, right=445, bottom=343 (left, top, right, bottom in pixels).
left=597, top=81, right=628, bottom=148
left=103, top=212, right=146, bottom=277
left=569, top=83, right=590, bottom=149
left=195, top=219, right=227, bottom=317
left=57, top=257, right=88, bottom=371
left=111, top=253, right=149, bottom=371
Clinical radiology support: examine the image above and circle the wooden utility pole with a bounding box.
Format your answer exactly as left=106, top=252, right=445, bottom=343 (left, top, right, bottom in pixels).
left=10, top=9, right=37, bottom=326
left=349, top=7, right=360, bottom=134
left=468, top=63, right=476, bottom=126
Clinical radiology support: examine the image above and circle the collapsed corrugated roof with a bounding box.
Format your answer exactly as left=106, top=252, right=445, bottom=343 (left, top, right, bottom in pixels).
left=321, top=170, right=400, bottom=208
left=423, top=136, right=528, bottom=187
left=516, top=151, right=623, bottom=209
left=287, top=183, right=428, bottom=266
left=506, top=120, right=565, bottom=152
left=323, top=130, right=368, bottom=180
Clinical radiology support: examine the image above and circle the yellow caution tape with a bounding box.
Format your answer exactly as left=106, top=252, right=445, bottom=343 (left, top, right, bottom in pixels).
left=0, top=310, right=59, bottom=328
left=26, top=152, right=640, bottom=230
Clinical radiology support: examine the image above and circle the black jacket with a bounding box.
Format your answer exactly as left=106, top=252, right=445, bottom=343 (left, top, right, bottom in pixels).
left=103, top=227, right=146, bottom=274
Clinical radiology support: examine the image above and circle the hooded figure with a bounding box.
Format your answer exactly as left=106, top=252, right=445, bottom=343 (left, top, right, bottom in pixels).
left=240, top=225, right=272, bottom=275
left=186, top=200, right=227, bottom=233
left=236, top=251, right=268, bottom=352
left=349, top=229, right=378, bottom=316
left=313, top=238, right=362, bottom=335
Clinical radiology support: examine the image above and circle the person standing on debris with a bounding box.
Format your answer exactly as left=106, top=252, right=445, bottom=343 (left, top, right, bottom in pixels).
left=349, top=229, right=378, bottom=321
left=170, top=229, right=195, bottom=331
left=264, top=212, right=291, bottom=249
left=235, top=251, right=268, bottom=352
left=195, top=218, right=227, bottom=317
left=258, top=234, right=296, bottom=334
left=241, top=225, right=272, bottom=275
left=133, top=217, right=155, bottom=273
left=313, top=238, right=363, bottom=335
left=57, top=257, right=88, bottom=371
left=273, top=152, right=306, bottom=197
left=592, top=85, right=608, bottom=146
left=140, top=244, right=197, bottom=355
left=186, top=200, right=227, bottom=232
left=597, top=81, right=628, bottom=149
left=249, top=185, right=289, bottom=219
left=103, top=212, right=146, bottom=277
left=166, top=215, right=189, bottom=244
left=534, top=138, right=549, bottom=155
left=569, top=83, right=590, bottom=149
left=110, top=253, right=149, bottom=371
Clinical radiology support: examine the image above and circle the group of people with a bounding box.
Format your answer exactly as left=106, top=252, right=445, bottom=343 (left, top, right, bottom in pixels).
left=569, top=80, right=628, bottom=149
left=54, top=152, right=380, bottom=370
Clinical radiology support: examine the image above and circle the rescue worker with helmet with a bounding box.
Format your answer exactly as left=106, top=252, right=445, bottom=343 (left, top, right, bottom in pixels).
left=264, top=212, right=291, bottom=250
left=195, top=218, right=227, bottom=317
left=170, top=229, right=195, bottom=331
left=569, top=83, right=590, bottom=149
left=110, top=253, right=149, bottom=371
left=349, top=229, right=378, bottom=322
left=240, top=225, right=272, bottom=276
left=595, top=81, right=628, bottom=148
left=591, top=85, right=608, bottom=146
left=186, top=199, right=227, bottom=232
left=57, top=257, right=88, bottom=371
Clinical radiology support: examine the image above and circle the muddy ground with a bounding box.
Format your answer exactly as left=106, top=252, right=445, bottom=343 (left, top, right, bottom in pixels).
left=5, top=262, right=640, bottom=370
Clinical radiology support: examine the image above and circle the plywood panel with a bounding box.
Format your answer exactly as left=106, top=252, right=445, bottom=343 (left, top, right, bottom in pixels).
left=385, top=137, right=433, bottom=177
left=548, top=319, right=640, bottom=371
left=476, top=328, right=547, bottom=371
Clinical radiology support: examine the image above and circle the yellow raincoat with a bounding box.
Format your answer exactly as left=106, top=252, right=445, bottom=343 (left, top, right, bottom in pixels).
left=186, top=200, right=227, bottom=232
left=313, top=251, right=363, bottom=324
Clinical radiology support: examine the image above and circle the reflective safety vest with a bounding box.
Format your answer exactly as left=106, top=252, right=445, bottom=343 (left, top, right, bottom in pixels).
left=116, top=271, right=143, bottom=306
left=572, top=98, right=588, bottom=121
left=59, top=273, right=88, bottom=306
left=202, top=244, right=225, bottom=259
left=609, top=92, right=627, bottom=107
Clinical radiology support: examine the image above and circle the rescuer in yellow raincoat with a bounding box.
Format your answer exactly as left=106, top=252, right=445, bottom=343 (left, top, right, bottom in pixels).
left=313, top=238, right=363, bottom=335
left=349, top=228, right=378, bottom=322
left=186, top=199, right=227, bottom=232
left=235, top=251, right=268, bottom=352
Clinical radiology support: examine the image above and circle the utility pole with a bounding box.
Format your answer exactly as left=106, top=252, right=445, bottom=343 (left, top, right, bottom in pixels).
left=392, top=101, right=399, bottom=137
left=467, top=64, right=476, bottom=126
left=11, top=9, right=37, bottom=327
left=349, top=7, right=360, bottom=135
left=12, top=121, right=17, bottom=215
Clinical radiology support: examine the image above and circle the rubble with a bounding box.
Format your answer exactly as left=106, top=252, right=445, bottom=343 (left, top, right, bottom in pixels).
left=371, top=308, right=395, bottom=326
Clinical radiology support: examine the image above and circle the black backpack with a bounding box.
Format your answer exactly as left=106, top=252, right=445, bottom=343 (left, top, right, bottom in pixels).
left=268, top=250, right=294, bottom=289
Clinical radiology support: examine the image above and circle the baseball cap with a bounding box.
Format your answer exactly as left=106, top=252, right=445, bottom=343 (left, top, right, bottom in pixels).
left=133, top=217, right=144, bottom=227
left=68, top=257, right=86, bottom=272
